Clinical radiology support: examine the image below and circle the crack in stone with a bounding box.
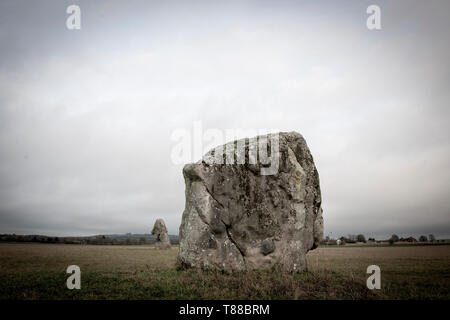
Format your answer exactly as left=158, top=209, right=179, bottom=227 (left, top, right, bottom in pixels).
left=201, top=183, right=246, bottom=265
left=202, top=184, right=246, bottom=266
left=203, top=184, right=225, bottom=209
left=191, top=183, right=222, bottom=228
left=223, top=221, right=247, bottom=267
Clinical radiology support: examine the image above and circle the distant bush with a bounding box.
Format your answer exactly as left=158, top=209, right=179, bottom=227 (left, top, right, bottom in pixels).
left=338, top=235, right=357, bottom=244
left=320, top=237, right=337, bottom=245
left=357, top=234, right=366, bottom=243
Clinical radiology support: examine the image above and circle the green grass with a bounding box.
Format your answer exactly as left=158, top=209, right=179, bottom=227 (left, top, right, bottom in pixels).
left=0, top=269, right=378, bottom=300
left=319, top=243, right=450, bottom=248
left=0, top=243, right=449, bottom=300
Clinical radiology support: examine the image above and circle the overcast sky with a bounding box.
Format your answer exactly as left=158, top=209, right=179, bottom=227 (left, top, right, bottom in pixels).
left=0, top=0, right=449, bottom=239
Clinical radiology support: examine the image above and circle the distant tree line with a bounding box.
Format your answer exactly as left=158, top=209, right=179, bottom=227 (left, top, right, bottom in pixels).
left=0, top=234, right=61, bottom=243
left=320, top=234, right=368, bottom=245
left=320, top=233, right=446, bottom=246
left=389, top=233, right=438, bottom=245
left=0, top=234, right=179, bottom=245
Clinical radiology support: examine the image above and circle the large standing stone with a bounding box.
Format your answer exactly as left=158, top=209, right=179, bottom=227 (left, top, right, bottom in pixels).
left=152, top=218, right=171, bottom=249
left=177, top=132, right=323, bottom=273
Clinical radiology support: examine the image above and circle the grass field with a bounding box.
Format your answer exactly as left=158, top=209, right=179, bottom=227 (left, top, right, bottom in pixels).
left=0, top=243, right=449, bottom=300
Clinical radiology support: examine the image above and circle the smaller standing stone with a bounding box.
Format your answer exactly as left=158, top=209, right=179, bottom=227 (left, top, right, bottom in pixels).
left=151, top=218, right=171, bottom=249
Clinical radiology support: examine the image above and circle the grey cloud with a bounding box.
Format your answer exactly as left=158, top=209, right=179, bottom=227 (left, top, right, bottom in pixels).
left=0, top=0, right=449, bottom=239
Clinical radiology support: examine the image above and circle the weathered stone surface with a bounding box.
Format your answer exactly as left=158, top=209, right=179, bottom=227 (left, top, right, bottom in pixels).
left=152, top=218, right=171, bottom=249
left=177, top=132, right=323, bottom=273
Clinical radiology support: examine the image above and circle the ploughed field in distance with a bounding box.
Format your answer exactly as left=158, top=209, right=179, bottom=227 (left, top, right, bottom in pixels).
left=0, top=243, right=449, bottom=299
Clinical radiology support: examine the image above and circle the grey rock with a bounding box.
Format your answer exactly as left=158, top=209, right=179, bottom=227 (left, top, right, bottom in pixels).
left=176, top=132, right=323, bottom=273
left=260, top=239, right=276, bottom=256
left=151, top=218, right=171, bottom=249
